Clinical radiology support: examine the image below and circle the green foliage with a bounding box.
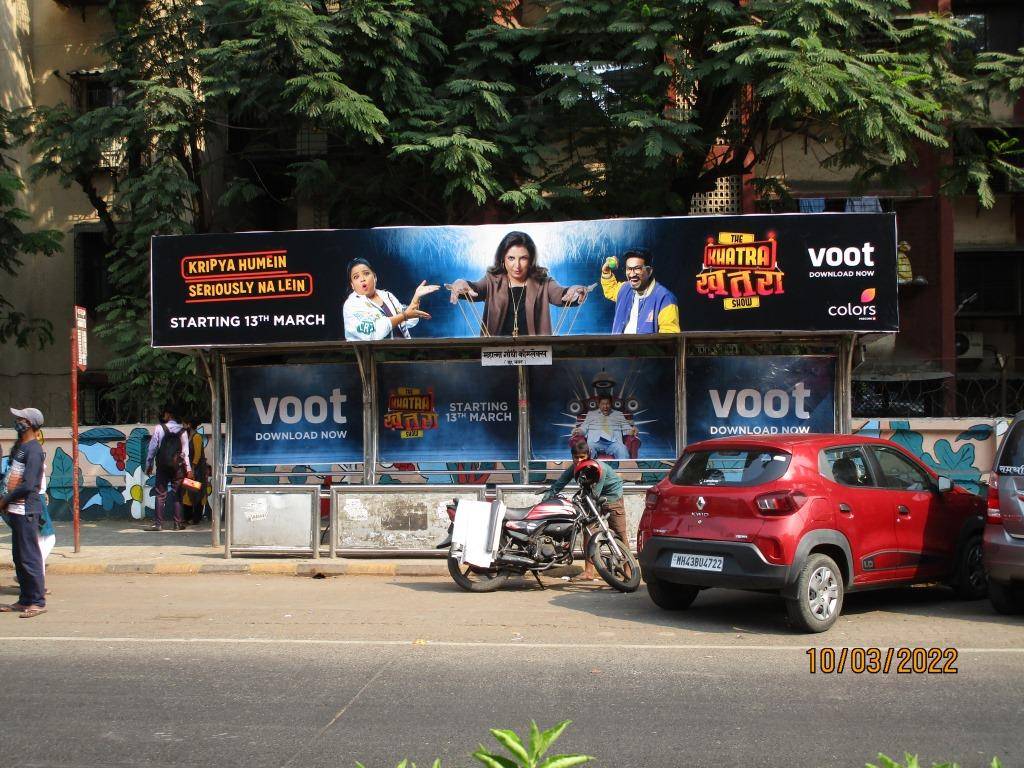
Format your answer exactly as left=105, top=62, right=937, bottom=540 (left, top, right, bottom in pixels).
left=354, top=720, right=590, bottom=768
left=473, top=720, right=590, bottom=768
left=15, top=0, right=1024, bottom=412
left=0, top=107, right=62, bottom=350
left=868, top=755, right=1002, bottom=768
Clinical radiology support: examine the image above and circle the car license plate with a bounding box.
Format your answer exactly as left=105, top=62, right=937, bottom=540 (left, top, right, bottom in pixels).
left=670, top=553, right=724, bottom=572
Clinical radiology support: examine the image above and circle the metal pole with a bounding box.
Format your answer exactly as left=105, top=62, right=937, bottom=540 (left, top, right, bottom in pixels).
left=70, top=327, right=81, bottom=553
left=517, top=364, right=529, bottom=484
left=837, top=335, right=854, bottom=434
left=210, top=350, right=222, bottom=548
left=220, top=353, right=231, bottom=556
left=676, top=336, right=687, bottom=452
left=364, top=348, right=378, bottom=485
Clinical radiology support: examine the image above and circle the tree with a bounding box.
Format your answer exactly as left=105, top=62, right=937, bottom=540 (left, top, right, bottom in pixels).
left=20, top=0, right=1024, bottom=416
left=0, top=107, right=61, bottom=349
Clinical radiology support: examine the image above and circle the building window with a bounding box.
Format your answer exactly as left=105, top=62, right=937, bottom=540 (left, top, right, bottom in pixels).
left=74, top=229, right=116, bottom=315
left=69, top=71, right=118, bottom=113
left=955, top=251, right=1023, bottom=317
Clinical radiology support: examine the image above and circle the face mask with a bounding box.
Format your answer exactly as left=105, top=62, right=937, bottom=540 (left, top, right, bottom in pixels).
left=14, top=421, right=29, bottom=435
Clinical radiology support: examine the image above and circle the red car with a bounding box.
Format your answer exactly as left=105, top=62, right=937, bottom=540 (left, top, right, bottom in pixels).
left=637, top=435, right=987, bottom=632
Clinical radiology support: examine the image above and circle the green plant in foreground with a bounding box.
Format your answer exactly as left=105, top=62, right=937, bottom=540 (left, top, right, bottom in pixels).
left=357, top=720, right=591, bottom=768
left=869, top=755, right=1002, bottom=768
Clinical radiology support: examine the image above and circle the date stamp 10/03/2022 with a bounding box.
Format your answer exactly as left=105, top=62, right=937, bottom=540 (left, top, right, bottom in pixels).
left=807, top=647, right=959, bottom=674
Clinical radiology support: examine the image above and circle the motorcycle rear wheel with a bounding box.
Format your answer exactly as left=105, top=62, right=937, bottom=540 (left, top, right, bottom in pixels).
left=447, top=556, right=512, bottom=592
left=587, top=532, right=641, bottom=593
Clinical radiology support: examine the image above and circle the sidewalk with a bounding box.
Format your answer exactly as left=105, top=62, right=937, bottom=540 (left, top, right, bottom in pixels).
left=0, top=519, right=453, bottom=577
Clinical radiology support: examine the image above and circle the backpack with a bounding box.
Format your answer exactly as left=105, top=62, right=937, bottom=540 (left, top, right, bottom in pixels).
left=155, top=424, right=184, bottom=474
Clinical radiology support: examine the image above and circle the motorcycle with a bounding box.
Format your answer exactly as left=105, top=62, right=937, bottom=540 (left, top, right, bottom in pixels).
left=437, top=464, right=641, bottom=593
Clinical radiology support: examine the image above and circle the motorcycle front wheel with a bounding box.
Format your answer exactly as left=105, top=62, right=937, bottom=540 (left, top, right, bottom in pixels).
left=447, top=556, right=512, bottom=593
left=588, top=531, right=641, bottom=593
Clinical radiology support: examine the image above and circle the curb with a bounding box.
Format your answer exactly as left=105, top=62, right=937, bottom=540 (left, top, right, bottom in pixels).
left=1, top=560, right=454, bottom=577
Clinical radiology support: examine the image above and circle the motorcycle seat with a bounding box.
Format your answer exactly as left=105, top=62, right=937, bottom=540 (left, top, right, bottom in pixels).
left=504, top=506, right=533, bottom=521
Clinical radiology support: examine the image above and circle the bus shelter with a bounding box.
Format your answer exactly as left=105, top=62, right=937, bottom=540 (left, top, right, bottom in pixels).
left=149, top=213, right=898, bottom=557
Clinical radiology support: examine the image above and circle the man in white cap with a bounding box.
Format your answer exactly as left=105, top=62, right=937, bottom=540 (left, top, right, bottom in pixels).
left=0, top=407, right=47, bottom=617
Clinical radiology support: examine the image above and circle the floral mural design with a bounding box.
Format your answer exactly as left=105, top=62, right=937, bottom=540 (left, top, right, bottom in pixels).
left=2, top=417, right=1012, bottom=520
left=853, top=418, right=1010, bottom=496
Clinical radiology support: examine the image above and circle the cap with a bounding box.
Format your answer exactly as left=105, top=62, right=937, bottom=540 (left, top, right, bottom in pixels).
left=10, top=407, right=44, bottom=428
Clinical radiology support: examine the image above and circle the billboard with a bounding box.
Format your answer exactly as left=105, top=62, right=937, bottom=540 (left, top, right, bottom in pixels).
left=685, top=356, right=836, bottom=442
left=151, top=213, right=898, bottom=347
left=529, top=358, right=677, bottom=461
left=228, top=364, right=363, bottom=465
left=376, top=361, right=518, bottom=462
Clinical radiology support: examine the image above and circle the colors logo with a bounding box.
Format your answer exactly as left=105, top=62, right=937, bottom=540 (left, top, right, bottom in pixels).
left=382, top=386, right=438, bottom=438
left=695, top=231, right=785, bottom=311
left=827, top=288, right=877, bottom=320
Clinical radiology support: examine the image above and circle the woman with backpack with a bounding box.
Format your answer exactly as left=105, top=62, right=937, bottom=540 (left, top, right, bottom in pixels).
left=180, top=415, right=209, bottom=526
left=144, top=404, right=192, bottom=531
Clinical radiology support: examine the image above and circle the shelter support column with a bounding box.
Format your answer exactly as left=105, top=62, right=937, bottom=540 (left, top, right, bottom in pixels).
left=836, top=335, right=854, bottom=434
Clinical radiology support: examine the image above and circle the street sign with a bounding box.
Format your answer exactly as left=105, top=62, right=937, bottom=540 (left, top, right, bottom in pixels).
left=481, top=346, right=552, bottom=367
left=74, top=305, right=87, bottom=370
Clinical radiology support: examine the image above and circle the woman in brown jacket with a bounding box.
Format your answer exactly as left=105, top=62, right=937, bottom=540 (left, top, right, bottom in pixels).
left=449, top=231, right=586, bottom=337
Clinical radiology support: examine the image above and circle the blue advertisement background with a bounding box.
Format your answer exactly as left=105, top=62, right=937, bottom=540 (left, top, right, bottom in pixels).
left=377, top=361, right=518, bottom=462
left=229, top=364, right=363, bottom=465
left=529, top=358, right=677, bottom=461
left=686, top=356, right=836, bottom=442
left=152, top=213, right=899, bottom=347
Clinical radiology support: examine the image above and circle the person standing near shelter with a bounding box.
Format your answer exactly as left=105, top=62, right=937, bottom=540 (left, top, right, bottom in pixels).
left=145, top=404, right=192, bottom=531
left=0, top=407, right=47, bottom=617
left=180, top=415, right=209, bottom=526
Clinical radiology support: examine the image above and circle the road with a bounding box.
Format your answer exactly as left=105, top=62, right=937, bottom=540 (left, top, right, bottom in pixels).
left=0, top=573, right=1021, bottom=768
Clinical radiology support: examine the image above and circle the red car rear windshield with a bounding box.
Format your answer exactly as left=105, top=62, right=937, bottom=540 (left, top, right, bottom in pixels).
left=669, top=448, right=792, bottom=487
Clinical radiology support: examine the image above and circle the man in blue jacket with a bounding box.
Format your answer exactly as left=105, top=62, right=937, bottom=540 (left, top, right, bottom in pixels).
left=0, top=407, right=47, bottom=617
left=600, top=249, right=680, bottom=334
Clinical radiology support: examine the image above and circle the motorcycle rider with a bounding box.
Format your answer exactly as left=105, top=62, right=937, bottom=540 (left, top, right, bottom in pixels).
left=543, top=439, right=630, bottom=582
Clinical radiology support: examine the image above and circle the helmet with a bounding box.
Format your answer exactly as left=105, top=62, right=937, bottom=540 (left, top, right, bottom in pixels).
left=573, top=458, right=602, bottom=487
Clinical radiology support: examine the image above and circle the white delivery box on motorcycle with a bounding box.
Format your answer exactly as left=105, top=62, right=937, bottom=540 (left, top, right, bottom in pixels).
left=451, top=499, right=506, bottom=568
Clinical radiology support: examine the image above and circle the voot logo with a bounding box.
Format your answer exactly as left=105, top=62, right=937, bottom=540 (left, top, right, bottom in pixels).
left=808, top=242, right=876, bottom=268
left=828, top=288, right=877, bottom=319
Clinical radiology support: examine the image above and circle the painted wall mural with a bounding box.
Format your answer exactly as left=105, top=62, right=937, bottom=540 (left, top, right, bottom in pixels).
left=852, top=418, right=1011, bottom=495
left=0, top=417, right=1010, bottom=521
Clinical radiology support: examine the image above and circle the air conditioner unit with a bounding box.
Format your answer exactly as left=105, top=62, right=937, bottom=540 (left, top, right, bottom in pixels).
left=955, top=331, right=983, bottom=359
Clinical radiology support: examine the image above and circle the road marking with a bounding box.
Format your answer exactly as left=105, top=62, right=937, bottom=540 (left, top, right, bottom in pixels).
left=2, top=636, right=1023, bottom=653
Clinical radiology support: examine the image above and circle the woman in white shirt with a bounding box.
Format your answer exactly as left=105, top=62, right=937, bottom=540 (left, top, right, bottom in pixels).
left=343, top=258, right=439, bottom=341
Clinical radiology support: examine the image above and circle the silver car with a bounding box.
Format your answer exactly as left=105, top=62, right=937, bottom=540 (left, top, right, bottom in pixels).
left=984, top=410, right=1024, bottom=614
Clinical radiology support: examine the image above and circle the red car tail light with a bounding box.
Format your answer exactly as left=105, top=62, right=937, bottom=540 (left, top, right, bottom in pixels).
left=755, top=490, right=807, bottom=515
left=645, top=489, right=659, bottom=510
left=637, top=529, right=649, bottom=553
left=986, top=477, right=1002, bottom=526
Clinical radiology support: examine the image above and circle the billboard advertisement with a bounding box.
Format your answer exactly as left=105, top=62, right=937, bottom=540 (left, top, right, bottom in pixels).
left=228, top=364, right=363, bottom=465
left=529, top=358, right=677, bottom=461
left=151, top=213, right=898, bottom=347
left=376, top=361, right=518, bottom=462
left=686, top=356, right=836, bottom=442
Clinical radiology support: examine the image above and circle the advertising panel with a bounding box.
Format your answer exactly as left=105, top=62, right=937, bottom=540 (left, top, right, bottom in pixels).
left=529, top=358, right=677, bottom=461
left=228, top=364, right=363, bottom=465
left=376, top=361, right=518, bottom=462
left=686, top=356, right=836, bottom=442
left=151, top=213, right=898, bottom=347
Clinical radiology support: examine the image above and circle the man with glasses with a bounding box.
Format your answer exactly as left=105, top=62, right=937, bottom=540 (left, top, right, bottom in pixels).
left=600, top=249, right=680, bottom=334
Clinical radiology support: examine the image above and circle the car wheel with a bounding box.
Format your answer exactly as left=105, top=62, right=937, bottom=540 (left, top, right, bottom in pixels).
left=785, top=553, right=844, bottom=633
left=953, top=535, right=987, bottom=600
left=989, top=580, right=1024, bottom=615
left=646, top=577, right=699, bottom=611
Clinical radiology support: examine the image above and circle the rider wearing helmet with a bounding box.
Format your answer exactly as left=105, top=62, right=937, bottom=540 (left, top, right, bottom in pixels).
left=543, top=439, right=629, bottom=582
